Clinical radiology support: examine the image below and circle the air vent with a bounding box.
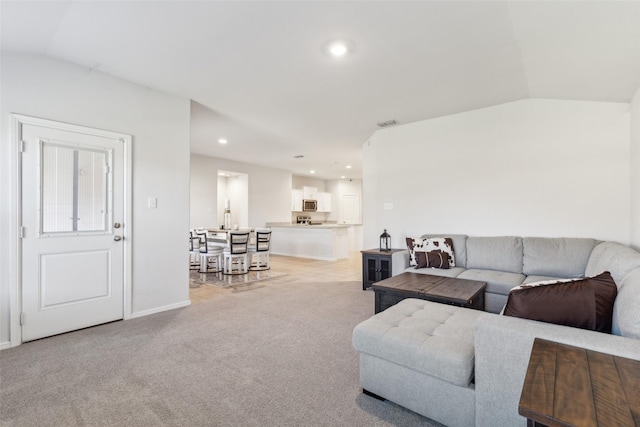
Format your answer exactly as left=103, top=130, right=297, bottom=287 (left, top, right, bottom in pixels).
left=293, top=154, right=304, bottom=159
left=377, top=119, right=398, bottom=127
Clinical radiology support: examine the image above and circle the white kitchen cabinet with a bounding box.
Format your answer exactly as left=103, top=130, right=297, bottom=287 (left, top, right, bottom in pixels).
left=317, top=192, right=332, bottom=212
left=291, top=189, right=303, bottom=211
left=302, top=186, right=318, bottom=200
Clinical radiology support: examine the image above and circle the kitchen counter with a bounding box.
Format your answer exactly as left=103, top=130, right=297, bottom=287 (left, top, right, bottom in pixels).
left=265, top=222, right=349, bottom=229
left=267, top=223, right=349, bottom=261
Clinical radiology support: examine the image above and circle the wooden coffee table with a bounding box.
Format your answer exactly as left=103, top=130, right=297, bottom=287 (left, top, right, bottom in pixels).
left=519, top=338, right=640, bottom=427
left=372, top=272, right=486, bottom=313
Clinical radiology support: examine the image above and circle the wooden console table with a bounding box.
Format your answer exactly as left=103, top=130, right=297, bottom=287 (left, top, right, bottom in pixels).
left=519, top=338, right=640, bottom=427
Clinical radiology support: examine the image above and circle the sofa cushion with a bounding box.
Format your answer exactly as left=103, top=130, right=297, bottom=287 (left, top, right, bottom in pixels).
left=458, top=269, right=525, bottom=295
left=503, top=271, right=618, bottom=333
left=415, top=250, right=450, bottom=269
left=485, top=293, right=508, bottom=314
left=585, top=241, right=640, bottom=284
left=406, top=237, right=456, bottom=268
left=613, top=269, right=640, bottom=338
left=352, top=299, right=488, bottom=387
left=523, top=237, right=597, bottom=278
left=466, top=236, right=523, bottom=274
left=406, top=266, right=465, bottom=278
left=420, top=234, right=468, bottom=268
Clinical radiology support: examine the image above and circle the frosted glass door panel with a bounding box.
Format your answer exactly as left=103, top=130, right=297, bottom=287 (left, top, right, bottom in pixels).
left=41, top=142, right=109, bottom=234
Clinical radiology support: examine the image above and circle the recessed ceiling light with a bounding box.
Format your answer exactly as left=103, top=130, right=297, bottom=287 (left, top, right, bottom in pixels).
left=310, top=170, right=316, bottom=174
left=328, top=41, right=349, bottom=57
left=218, top=138, right=228, bottom=144
left=340, top=176, right=346, bottom=179
left=346, top=165, right=352, bottom=169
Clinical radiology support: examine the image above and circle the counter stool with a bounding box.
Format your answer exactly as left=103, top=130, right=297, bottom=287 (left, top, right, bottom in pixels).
left=249, top=228, right=271, bottom=271
left=223, top=231, right=250, bottom=275
left=197, top=231, right=224, bottom=273
left=189, top=230, right=202, bottom=270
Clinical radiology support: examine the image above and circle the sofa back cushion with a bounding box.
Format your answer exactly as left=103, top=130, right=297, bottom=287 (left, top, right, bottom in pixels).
left=585, top=242, right=640, bottom=285
left=420, top=234, right=468, bottom=268
left=466, top=236, right=523, bottom=273
left=613, top=269, right=640, bottom=338
left=523, top=237, right=597, bottom=278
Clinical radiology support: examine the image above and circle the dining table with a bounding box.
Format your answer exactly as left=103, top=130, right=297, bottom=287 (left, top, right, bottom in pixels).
left=206, top=228, right=255, bottom=246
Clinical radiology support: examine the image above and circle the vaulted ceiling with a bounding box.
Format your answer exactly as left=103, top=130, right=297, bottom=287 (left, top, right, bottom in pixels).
left=2, top=1, right=639, bottom=179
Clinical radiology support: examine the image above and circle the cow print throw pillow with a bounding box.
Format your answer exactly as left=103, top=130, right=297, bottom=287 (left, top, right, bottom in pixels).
left=406, top=237, right=456, bottom=268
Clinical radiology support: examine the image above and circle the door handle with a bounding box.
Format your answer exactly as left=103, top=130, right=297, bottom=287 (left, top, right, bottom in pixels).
left=114, top=235, right=123, bottom=241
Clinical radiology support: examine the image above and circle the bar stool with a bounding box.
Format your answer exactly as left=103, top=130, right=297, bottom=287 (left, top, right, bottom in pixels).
left=248, top=228, right=271, bottom=271
left=197, top=231, right=224, bottom=273
left=223, top=231, right=250, bottom=275
left=189, top=230, right=202, bottom=270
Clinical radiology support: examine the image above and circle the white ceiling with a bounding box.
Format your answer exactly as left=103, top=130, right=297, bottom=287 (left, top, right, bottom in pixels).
left=2, top=1, right=639, bottom=179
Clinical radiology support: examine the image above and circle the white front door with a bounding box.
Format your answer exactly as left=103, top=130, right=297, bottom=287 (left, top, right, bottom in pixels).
left=20, top=118, right=127, bottom=342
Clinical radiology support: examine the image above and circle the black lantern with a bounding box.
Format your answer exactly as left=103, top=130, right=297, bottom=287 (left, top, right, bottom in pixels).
left=379, top=229, right=391, bottom=251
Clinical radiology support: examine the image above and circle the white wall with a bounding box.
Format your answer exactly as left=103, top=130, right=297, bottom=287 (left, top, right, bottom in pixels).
left=630, top=85, right=640, bottom=250
left=1, top=53, right=191, bottom=345
left=292, top=176, right=327, bottom=192
left=363, top=99, right=631, bottom=249
left=190, top=155, right=292, bottom=228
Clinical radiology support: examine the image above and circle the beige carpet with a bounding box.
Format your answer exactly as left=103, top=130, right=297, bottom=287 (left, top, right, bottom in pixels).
left=1, top=273, right=443, bottom=426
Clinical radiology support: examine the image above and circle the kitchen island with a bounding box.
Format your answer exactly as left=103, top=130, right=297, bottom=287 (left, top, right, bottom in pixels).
left=266, top=223, right=350, bottom=261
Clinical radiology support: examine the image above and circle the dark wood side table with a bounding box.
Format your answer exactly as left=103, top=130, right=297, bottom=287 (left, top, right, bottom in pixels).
left=361, top=248, right=404, bottom=290
left=519, top=338, right=640, bottom=427
left=372, top=272, right=486, bottom=313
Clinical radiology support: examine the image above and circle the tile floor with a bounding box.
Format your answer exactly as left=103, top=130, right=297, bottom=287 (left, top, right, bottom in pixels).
left=189, top=252, right=363, bottom=304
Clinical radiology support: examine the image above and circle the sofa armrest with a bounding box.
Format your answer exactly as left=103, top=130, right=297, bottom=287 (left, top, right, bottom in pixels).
left=391, top=250, right=409, bottom=276
left=474, top=314, right=640, bottom=427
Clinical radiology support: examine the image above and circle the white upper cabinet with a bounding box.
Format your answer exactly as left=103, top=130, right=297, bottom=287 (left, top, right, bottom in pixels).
left=317, top=192, right=332, bottom=212
left=302, top=186, right=318, bottom=200
left=291, top=189, right=303, bottom=211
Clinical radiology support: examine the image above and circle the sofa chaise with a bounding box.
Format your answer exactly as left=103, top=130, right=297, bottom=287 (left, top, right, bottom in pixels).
left=352, top=235, right=640, bottom=427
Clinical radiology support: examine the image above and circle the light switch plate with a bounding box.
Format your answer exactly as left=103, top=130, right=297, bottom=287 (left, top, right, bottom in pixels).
left=383, top=202, right=393, bottom=210
left=148, top=197, right=157, bottom=209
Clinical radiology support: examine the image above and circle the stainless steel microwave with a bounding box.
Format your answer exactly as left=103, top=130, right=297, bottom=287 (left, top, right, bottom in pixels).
left=302, top=199, right=317, bottom=212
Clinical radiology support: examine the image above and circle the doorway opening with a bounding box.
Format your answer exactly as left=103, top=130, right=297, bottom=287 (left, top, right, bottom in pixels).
left=217, top=170, right=248, bottom=229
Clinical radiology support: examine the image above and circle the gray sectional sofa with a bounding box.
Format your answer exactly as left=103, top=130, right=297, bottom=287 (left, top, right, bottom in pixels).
left=352, top=235, right=640, bottom=427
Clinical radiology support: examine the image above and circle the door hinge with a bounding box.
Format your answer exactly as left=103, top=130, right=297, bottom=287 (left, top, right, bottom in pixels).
left=20, top=312, right=25, bottom=325
left=19, top=226, right=25, bottom=239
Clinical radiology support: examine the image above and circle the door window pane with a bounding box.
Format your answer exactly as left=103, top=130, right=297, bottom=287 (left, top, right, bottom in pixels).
left=42, top=142, right=108, bottom=233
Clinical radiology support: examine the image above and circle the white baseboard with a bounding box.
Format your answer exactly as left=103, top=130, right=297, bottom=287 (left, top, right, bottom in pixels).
left=0, top=341, right=12, bottom=350
left=130, top=300, right=191, bottom=319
